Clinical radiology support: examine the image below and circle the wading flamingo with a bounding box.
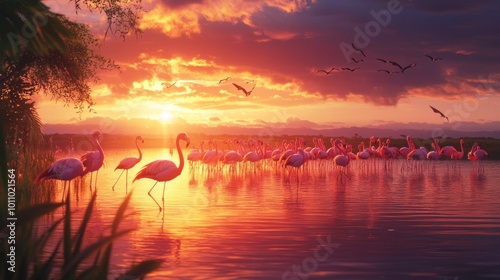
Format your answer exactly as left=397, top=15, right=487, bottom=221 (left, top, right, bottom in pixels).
left=284, top=148, right=306, bottom=182
left=81, top=131, right=104, bottom=189
left=112, top=135, right=144, bottom=192
left=35, top=158, right=85, bottom=201
left=468, top=142, right=488, bottom=173
left=333, top=139, right=350, bottom=180
left=451, top=139, right=465, bottom=161
left=427, top=139, right=441, bottom=160
left=133, top=133, right=190, bottom=211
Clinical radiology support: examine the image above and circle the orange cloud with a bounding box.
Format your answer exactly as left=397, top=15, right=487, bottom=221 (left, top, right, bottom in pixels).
left=140, top=0, right=316, bottom=37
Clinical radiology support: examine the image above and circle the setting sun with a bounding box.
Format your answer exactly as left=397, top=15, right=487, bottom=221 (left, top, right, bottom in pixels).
left=159, top=111, right=173, bottom=124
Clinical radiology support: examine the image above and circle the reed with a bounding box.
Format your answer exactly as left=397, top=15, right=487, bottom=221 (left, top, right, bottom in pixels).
left=1, top=126, right=163, bottom=279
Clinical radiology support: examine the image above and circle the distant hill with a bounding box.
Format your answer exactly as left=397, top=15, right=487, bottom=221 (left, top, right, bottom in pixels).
left=42, top=116, right=500, bottom=139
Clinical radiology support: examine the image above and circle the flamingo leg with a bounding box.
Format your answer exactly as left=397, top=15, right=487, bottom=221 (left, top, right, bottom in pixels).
left=162, top=182, right=166, bottom=202
left=89, top=171, right=93, bottom=191
left=94, top=170, right=99, bottom=189
left=112, top=169, right=126, bottom=191
left=148, top=181, right=162, bottom=211
left=149, top=192, right=162, bottom=212
left=62, top=181, right=67, bottom=202
left=148, top=181, right=159, bottom=195
left=125, top=170, right=128, bottom=194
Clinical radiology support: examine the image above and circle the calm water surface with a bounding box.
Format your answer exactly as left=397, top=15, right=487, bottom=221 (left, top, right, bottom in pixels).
left=40, top=148, right=500, bottom=279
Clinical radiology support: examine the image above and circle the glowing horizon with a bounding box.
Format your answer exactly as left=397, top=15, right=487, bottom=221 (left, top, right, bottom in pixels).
left=38, top=0, right=500, bottom=135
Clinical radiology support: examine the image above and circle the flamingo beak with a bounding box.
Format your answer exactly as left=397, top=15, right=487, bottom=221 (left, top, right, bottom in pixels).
left=186, top=141, right=190, bottom=148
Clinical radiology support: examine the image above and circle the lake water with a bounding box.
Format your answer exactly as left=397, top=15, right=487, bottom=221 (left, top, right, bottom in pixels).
left=38, top=148, right=500, bottom=279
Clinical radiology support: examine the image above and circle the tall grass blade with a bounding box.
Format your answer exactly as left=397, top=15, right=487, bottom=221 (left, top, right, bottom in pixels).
left=31, top=240, right=62, bottom=280
left=96, top=190, right=135, bottom=278
left=72, top=192, right=97, bottom=257
left=15, top=202, right=65, bottom=225
left=61, top=228, right=135, bottom=279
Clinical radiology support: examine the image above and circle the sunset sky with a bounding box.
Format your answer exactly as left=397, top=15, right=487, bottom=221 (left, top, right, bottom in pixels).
left=38, top=0, right=500, bottom=136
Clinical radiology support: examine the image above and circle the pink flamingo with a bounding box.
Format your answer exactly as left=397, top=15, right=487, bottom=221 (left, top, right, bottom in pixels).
left=112, top=135, right=144, bottom=192
left=187, top=140, right=205, bottom=168
left=451, top=139, right=465, bottom=161
left=326, top=138, right=339, bottom=160
left=35, top=157, right=86, bottom=201
left=439, top=141, right=459, bottom=159
left=202, top=139, right=219, bottom=171
left=356, top=142, right=370, bottom=160
left=81, top=131, right=105, bottom=189
left=284, top=148, right=306, bottom=182
left=399, top=136, right=412, bottom=158
left=426, top=139, right=441, bottom=160
left=133, top=133, right=190, bottom=211
left=468, top=142, right=488, bottom=173
left=333, top=139, right=350, bottom=180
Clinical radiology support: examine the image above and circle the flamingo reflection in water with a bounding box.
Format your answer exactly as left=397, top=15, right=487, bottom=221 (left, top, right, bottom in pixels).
left=133, top=133, right=191, bottom=211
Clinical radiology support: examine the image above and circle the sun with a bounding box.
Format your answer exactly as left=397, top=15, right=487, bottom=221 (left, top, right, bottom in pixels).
left=159, top=111, right=173, bottom=124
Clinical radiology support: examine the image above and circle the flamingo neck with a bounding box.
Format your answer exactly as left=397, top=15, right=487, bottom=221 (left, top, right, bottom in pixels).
left=95, top=136, right=104, bottom=157
left=176, top=135, right=185, bottom=173
left=136, top=138, right=142, bottom=161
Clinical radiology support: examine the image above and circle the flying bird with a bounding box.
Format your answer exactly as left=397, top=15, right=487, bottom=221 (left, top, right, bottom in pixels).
left=378, top=69, right=400, bottom=75
left=351, top=43, right=366, bottom=57
left=317, top=67, right=338, bottom=75
left=232, top=82, right=256, bottom=96
left=376, top=58, right=390, bottom=63
left=162, top=81, right=177, bottom=88
left=351, top=58, right=364, bottom=63
left=387, top=60, right=416, bottom=73
left=219, top=77, right=230, bottom=84
left=341, top=67, right=360, bottom=72
left=389, top=61, right=403, bottom=69
left=425, top=54, right=443, bottom=61
left=429, top=105, right=449, bottom=122
left=401, top=63, right=417, bottom=73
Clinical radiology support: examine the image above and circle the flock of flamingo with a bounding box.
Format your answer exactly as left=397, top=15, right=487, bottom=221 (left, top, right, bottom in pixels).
left=35, top=131, right=489, bottom=210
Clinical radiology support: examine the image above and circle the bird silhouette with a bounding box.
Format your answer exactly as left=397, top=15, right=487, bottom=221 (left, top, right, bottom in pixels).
left=351, top=43, right=366, bottom=57
left=134, top=133, right=190, bottom=211
left=162, top=81, right=177, bottom=88
left=219, top=77, right=230, bottom=84
left=401, top=63, right=417, bottom=73
left=341, top=67, right=360, bottom=72
left=376, top=58, right=390, bottom=63
left=378, top=69, right=400, bottom=75
left=429, top=105, right=449, bottom=122
left=112, top=135, right=144, bottom=192
left=351, top=58, right=364, bottom=63
left=232, top=82, right=256, bottom=96
left=317, top=67, right=338, bottom=74
left=425, top=54, right=443, bottom=61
